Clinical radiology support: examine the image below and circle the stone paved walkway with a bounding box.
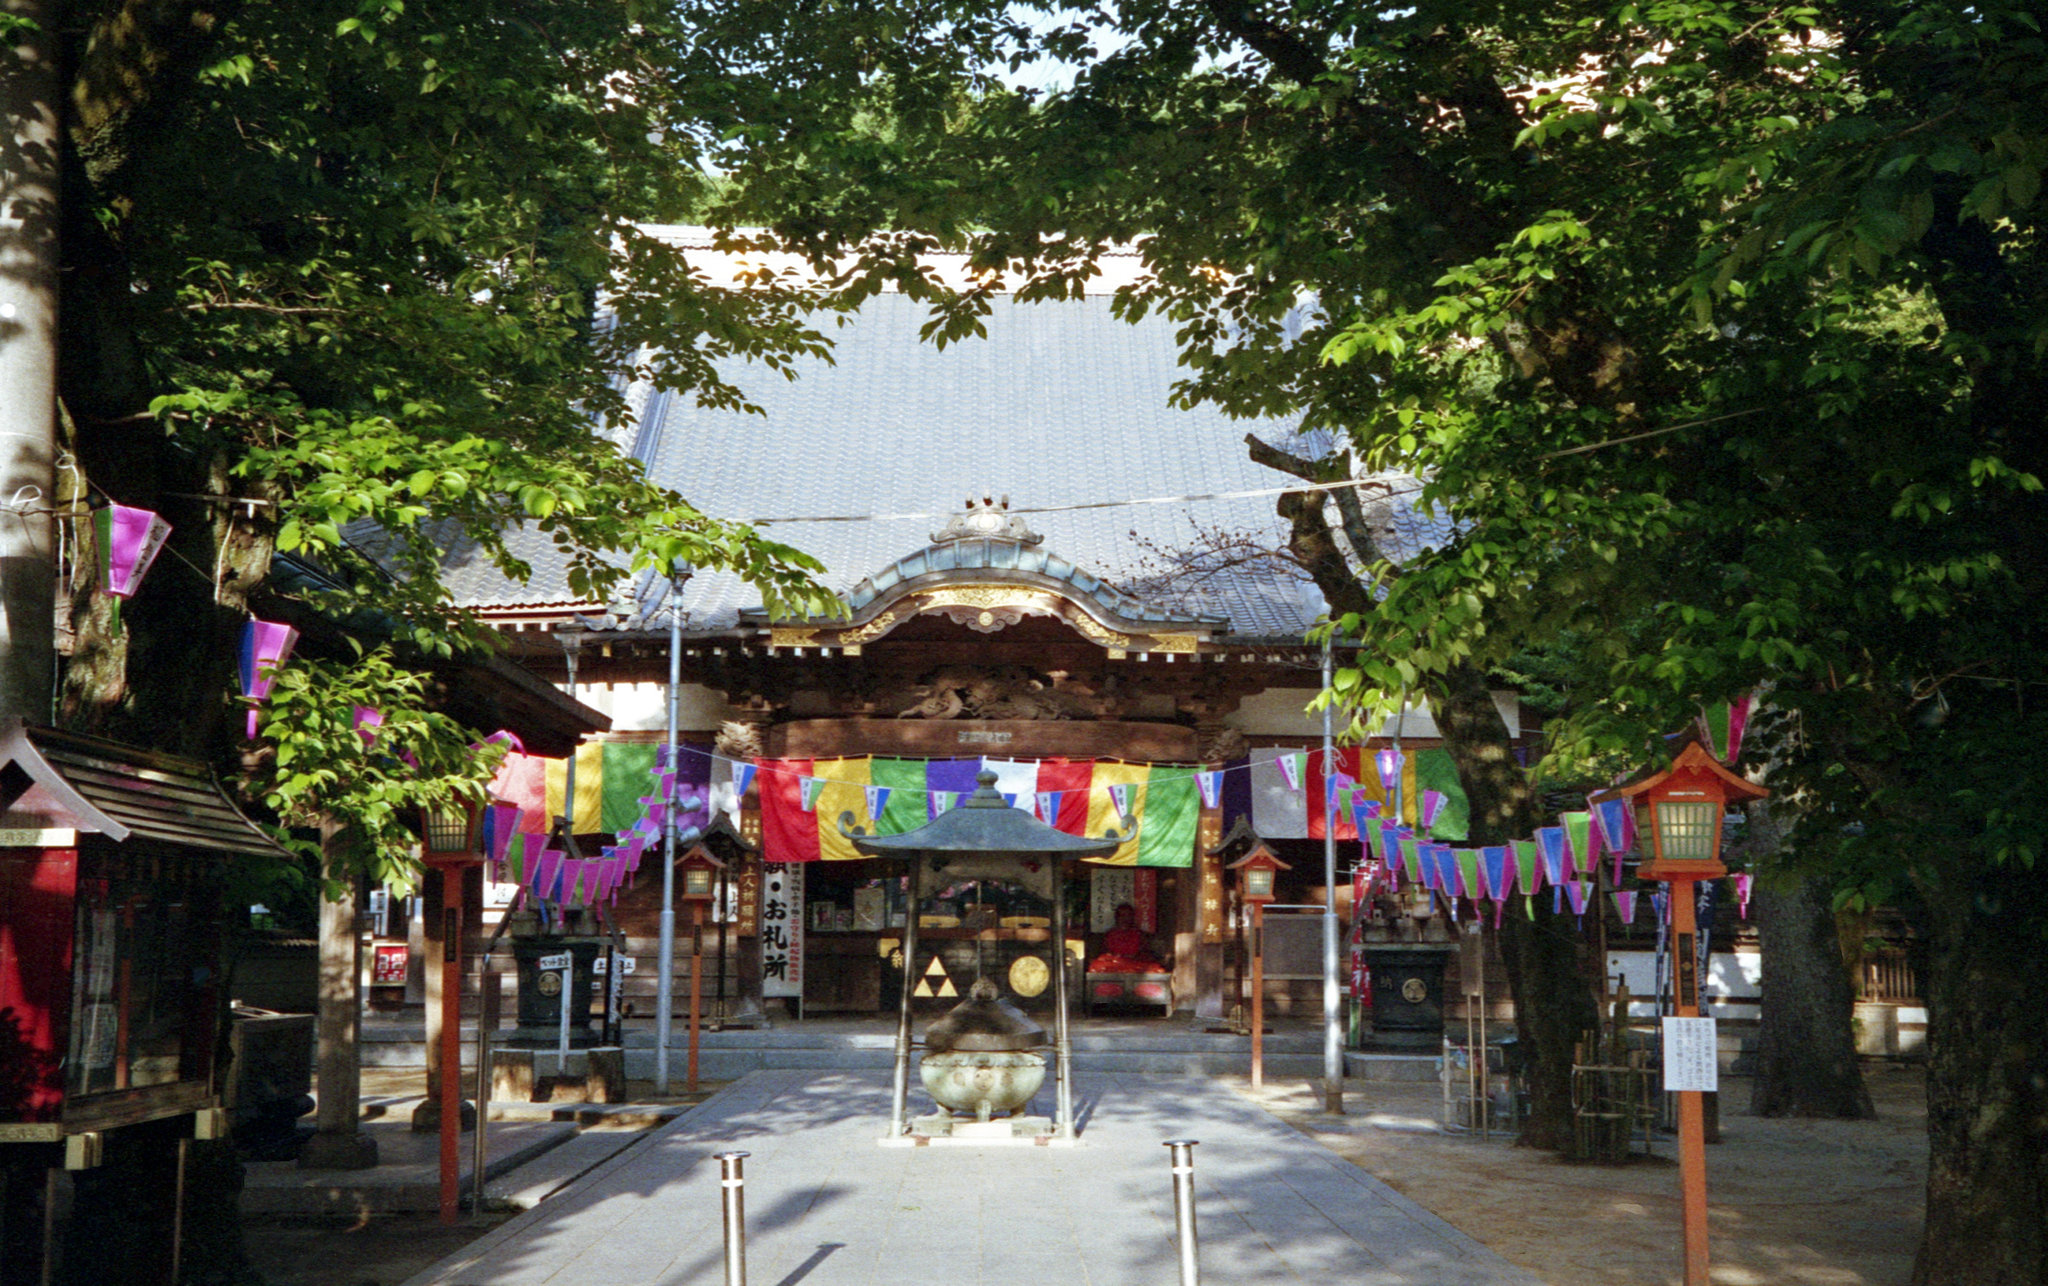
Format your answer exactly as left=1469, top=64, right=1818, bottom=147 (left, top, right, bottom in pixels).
left=399, top=1069, right=1546, bottom=1286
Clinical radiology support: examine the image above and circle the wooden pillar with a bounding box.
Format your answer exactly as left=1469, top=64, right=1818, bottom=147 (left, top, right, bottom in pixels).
left=300, top=831, right=377, bottom=1169
left=1194, top=804, right=1226, bottom=1020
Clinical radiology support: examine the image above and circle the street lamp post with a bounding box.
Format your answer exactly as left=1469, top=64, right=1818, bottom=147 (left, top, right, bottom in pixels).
left=1591, top=740, right=1766, bottom=1286
left=654, top=562, right=690, bottom=1094
left=1227, top=842, right=1289, bottom=1088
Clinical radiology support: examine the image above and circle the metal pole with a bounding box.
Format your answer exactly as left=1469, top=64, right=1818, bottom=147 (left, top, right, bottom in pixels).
left=656, top=570, right=683, bottom=1092
left=557, top=963, right=572, bottom=1067
left=1051, top=856, right=1074, bottom=1138
left=888, top=859, right=921, bottom=1137
left=716, top=1150, right=750, bottom=1286
left=1320, top=632, right=1343, bottom=1114
left=473, top=969, right=499, bottom=1212
left=1165, top=1139, right=1200, bottom=1286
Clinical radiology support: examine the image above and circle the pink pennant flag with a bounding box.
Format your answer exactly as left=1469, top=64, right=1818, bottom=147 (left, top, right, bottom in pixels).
left=1613, top=890, right=1639, bottom=924
left=530, top=848, right=564, bottom=902
left=1565, top=879, right=1593, bottom=921
left=237, top=618, right=299, bottom=738
left=1700, top=696, right=1753, bottom=763
left=1735, top=872, right=1755, bottom=919
left=1421, top=789, right=1447, bottom=830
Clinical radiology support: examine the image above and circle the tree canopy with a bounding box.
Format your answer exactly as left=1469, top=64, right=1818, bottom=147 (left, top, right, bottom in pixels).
left=677, top=3, right=2048, bottom=1277
left=50, top=0, right=848, bottom=872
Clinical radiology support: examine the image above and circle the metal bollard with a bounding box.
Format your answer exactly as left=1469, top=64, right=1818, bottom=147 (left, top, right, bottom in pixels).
left=1165, top=1139, right=1200, bottom=1286
left=716, top=1150, right=751, bottom=1286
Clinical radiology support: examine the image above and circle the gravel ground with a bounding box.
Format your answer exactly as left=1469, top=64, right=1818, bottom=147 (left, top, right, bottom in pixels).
left=1244, top=1064, right=1926, bottom=1286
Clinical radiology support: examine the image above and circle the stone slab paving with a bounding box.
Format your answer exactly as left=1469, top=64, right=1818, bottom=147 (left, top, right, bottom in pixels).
left=400, top=1070, right=1546, bottom=1286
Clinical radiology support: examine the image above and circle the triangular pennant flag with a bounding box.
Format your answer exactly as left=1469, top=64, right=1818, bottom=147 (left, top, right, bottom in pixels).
left=1481, top=846, right=1512, bottom=902
left=1352, top=797, right=1381, bottom=839
left=1513, top=839, right=1541, bottom=899
left=732, top=762, right=757, bottom=798
left=1589, top=797, right=1634, bottom=853
left=1399, top=834, right=1423, bottom=886
left=1700, top=696, right=1753, bottom=763
left=1565, top=878, right=1593, bottom=920
left=1275, top=751, right=1303, bottom=792
left=932, top=790, right=957, bottom=813
left=799, top=775, right=825, bottom=812
left=1196, top=771, right=1222, bottom=809
left=1036, top=791, right=1058, bottom=821
left=1536, top=827, right=1569, bottom=888
left=1421, top=789, right=1447, bottom=830
left=1613, top=890, right=1639, bottom=924
left=1735, top=872, right=1754, bottom=920
left=1561, top=810, right=1598, bottom=876
left=1375, top=747, right=1403, bottom=790
left=1453, top=849, right=1482, bottom=904
left=1107, top=782, right=1134, bottom=818
left=865, top=784, right=892, bottom=821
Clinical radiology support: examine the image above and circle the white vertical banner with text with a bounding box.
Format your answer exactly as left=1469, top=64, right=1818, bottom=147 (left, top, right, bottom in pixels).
left=761, top=862, right=804, bottom=998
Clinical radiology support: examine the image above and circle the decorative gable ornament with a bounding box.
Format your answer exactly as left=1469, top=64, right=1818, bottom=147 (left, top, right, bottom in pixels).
left=931, top=493, right=1043, bottom=545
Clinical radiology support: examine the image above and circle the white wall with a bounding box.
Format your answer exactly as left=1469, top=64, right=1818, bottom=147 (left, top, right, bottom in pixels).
left=577, top=681, right=735, bottom=733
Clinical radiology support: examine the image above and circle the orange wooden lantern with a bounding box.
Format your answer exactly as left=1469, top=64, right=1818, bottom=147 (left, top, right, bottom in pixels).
left=1227, top=841, right=1291, bottom=1086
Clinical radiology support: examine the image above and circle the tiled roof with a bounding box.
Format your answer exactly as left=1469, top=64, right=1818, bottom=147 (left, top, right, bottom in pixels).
left=446, top=269, right=1454, bottom=643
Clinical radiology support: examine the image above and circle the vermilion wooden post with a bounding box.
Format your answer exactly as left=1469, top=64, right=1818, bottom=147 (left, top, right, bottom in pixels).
left=1250, top=900, right=1266, bottom=1089
left=1667, top=876, right=1709, bottom=1286
left=439, top=865, right=462, bottom=1225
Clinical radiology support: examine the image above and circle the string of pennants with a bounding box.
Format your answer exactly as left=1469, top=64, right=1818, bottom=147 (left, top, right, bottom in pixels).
left=1348, top=697, right=1758, bottom=928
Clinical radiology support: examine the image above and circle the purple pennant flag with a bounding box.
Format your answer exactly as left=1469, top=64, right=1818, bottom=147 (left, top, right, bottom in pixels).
left=96, top=503, right=172, bottom=598
left=1275, top=751, right=1303, bottom=792
left=620, top=834, right=647, bottom=872
left=731, top=762, right=757, bottom=799
left=1375, top=747, right=1403, bottom=790
left=238, top=618, right=299, bottom=738
left=1352, top=797, right=1381, bottom=841
left=1196, top=771, right=1221, bottom=809
left=1565, top=879, right=1593, bottom=922
left=1421, top=789, right=1447, bottom=830
left=865, top=785, right=891, bottom=822
left=1735, top=873, right=1754, bottom=919
left=481, top=801, right=520, bottom=871
left=1481, top=846, right=1512, bottom=902
left=1536, top=827, right=1569, bottom=888
left=1613, top=890, right=1639, bottom=924
left=530, top=848, right=564, bottom=902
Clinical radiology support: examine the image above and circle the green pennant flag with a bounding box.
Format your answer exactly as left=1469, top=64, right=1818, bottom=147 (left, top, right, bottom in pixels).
left=1401, top=835, right=1424, bottom=885
left=1453, top=848, right=1482, bottom=901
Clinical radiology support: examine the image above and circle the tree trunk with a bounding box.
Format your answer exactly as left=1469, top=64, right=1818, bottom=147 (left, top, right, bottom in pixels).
left=1912, top=864, right=2048, bottom=1286
left=1747, top=791, right=1873, bottom=1118
left=1432, top=662, right=1597, bottom=1151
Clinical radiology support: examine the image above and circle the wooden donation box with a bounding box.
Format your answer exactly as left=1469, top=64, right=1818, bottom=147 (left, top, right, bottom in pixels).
left=0, top=720, right=287, bottom=1146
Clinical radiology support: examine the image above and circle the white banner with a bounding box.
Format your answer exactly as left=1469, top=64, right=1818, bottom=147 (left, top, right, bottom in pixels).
left=761, top=862, right=804, bottom=998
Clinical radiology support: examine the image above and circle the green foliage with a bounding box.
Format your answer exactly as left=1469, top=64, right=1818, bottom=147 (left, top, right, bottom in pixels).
left=251, top=643, right=502, bottom=895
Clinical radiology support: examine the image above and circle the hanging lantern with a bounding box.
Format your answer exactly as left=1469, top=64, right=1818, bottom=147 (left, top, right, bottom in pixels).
left=93, top=504, right=171, bottom=632
left=238, top=618, right=299, bottom=738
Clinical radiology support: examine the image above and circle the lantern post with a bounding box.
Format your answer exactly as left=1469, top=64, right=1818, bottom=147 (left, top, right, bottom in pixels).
left=1591, top=740, right=1765, bottom=1286
left=1227, top=842, right=1290, bottom=1088
left=418, top=799, right=487, bottom=1225
left=676, top=841, right=725, bottom=1093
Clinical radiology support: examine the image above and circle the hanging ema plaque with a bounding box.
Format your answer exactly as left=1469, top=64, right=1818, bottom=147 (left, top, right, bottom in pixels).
left=761, top=863, right=803, bottom=998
